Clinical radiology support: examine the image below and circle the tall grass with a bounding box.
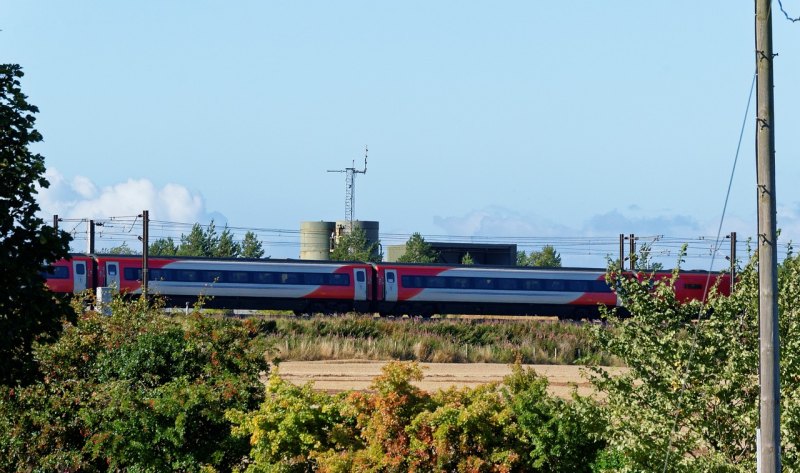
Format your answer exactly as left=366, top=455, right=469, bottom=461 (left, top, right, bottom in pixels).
left=258, top=316, right=615, bottom=365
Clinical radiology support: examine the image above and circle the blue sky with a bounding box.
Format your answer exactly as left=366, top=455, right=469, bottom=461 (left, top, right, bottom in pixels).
left=4, top=1, right=800, bottom=268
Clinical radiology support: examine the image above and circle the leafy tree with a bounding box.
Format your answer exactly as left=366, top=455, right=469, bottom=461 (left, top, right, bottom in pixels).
left=633, top=241, right=664, bottom=271
left=0, top=64, right=73, bottom=386
left=330, top=227, right=382, bottom=263
left=397, top=232, right=438, bottom=263
left=461, top=252, right=475, bottom=265
left=590, top=249, right=800, bottom=470
left=149, top=236, right=178, bottom=256
left=103, top=241, right=136, bottom=255
left=517, top=250, right=530, bottom=266
left=0, top=297, right=271, bottom=471
left=527, top=245, right=562, bottom=268
left=177, top=223, right=211, bottom=257
left=214, top=226, right=241, bottom=258
left=240, top=230, right=265, bottom=258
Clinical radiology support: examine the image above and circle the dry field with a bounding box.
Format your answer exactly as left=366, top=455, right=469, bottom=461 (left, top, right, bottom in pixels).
left=276, top=360, right=626, bottom=399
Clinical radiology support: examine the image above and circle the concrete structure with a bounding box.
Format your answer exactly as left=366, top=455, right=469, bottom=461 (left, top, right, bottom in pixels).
left=300, top=221, right=336, bottom=260
left=386, top=242, right=517, bottom=266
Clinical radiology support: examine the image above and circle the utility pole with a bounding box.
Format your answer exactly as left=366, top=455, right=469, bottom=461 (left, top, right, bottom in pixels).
left=755, top=0, right=781, bottom=470
left=619, top=234, right=625, bottom=271
left=629, top=234, right=637, bottom=271
left=139, top=210, right=149, bottom=300
left=53, top=214, right=59, bottom=230
left=87, top=220, right=95, bottom=254
left=730, top=231, right=737, bottom=293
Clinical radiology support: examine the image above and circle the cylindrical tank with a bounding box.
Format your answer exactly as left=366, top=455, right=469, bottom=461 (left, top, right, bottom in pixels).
left=336, top=220, right=380, bottom=259
left=300, top=221, right=335, bottom=260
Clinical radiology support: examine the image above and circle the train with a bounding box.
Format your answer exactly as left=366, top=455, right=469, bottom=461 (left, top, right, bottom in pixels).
left=42, top=254, right=731, bottom=319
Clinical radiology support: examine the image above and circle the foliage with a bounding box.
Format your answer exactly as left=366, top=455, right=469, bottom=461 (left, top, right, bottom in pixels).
left=0, top=64, right=73, bottom=386
left=149, top=236, right=178, bottom=256
left=234, top=362, right=608, bottom=472
left=396, top=232, right=438, bottom=263
left=590, top=250, right=800, bottom=471
left=241, top=230, right=265, bottom=258
left=103, top=241, right=136, bottom=255
left=519, top=245, right=562, bottom=268
left=632, top=240, right=664, bottom=271
left=0, top=296, right=272, bottom=472
left=461, top=252, right=475, bottom=265
left=215, top=226, right=242, bottom=258
left=330, top=227, right=381, bottom=263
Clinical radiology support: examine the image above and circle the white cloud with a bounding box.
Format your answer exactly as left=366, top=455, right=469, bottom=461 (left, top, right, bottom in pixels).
left=37, top=169, right=213, bottom=223
left=433, top=206, right=573, bottom=237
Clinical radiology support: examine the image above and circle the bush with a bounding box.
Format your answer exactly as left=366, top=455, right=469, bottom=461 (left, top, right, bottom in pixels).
left=0, top=296, right=271, bottom=472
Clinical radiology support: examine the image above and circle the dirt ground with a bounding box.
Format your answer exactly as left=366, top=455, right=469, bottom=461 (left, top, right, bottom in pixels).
left=275, top=360, right=625, bottom=399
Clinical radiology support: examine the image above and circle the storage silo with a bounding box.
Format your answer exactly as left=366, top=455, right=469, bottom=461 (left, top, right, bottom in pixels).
left=300, top=221, right=335, bottom=260
left=336, top=220, right=380, bottom=259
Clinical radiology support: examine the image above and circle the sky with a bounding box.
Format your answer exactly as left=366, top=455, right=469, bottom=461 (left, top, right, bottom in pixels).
left=4, top=1, right=800, bottom=269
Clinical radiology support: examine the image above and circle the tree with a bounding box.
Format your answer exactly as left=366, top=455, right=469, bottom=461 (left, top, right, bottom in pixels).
left=589, top=249, right=800, bottom=470
left=461, top=252, right=475, bottom=265
left=214, top=226, right=240, bottom=258
left=103, top=242, right=136, bottom=255
left=517, top=250, right=530, bottom=266
left=527, top=245, right=562, bottom=268
left=0, top=64, right=73, bottom=386
left=330, top=227, right=382, bottom=263
left=149, top=237, right=178, bottom=256
left=397, top=232, right=438, bottom=263
left=240, top=231, right=265, bottom=259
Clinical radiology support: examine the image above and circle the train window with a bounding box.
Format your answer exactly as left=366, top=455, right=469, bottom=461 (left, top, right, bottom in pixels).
left=548, top=280, right=565, bottom=291
left=684, top=283, right=703, bottom=290
left=522, top=279, right=542, bottom=291
left=305, top=273, right=324, bottom=285
left=401, top=276, right=418, bottom=288
left=589, top=281, right=613, bottom=293
left=280, top=273, right=302, bottom=284
left=449, top=277, right=470, bottom=289
left=473, top=278, right=494, bottom=290
left=41, top=265, right=70, bottom=279
left=356, top=271, right=366, bottom=283
left=254, top=272, right=275, bottom=284
left=150, top=269, right=165, bottom=281
left=498, top=278, right=518, bottom=290
left=425, top=276, right=447, bottom=288
left=177, top=270, right=199, bottom=282
left=386, top=272, right=395, bottom=283
left=228, top=272, right=250, bottom=283
left=329, top=273, right=350, bottom=286
left=124, top=268, right=142, bottom=281
left=108, top=265, right=117, bottom=276
left=202, top=271, right=224, bottom=283
left=75, top=264, right=85, bottom=275
left=567, top=280, right=588, bottom=292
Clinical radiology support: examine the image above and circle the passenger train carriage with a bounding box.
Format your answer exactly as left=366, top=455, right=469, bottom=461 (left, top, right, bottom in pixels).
left=42, top=254, right=730, bottom=319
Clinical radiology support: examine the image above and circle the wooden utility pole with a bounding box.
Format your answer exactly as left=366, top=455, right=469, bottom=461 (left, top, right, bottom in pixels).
left=755, top=0, right=780, bottom=470
left=140, top=210, right=149, bottom=300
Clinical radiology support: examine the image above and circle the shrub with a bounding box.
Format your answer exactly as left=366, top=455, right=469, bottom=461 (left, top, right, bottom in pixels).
left=0, top=296, right=271, bottom=472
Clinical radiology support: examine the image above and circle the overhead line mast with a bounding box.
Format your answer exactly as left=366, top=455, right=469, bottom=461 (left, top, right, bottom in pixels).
left=327, top=146, right=368, bottom=232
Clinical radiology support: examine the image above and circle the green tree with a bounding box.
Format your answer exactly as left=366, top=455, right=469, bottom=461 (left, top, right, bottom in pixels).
left=103, top=241, right=137, bottom=255
left=590, top=249, right=800, bottom=470
left=149, top=236, right=178, bottom=256
left=240, top=231, right=265, bottom=258
left=397, top=232, right=438, bottom=263
left=0, top=64, right=73, bottom=386
left=517, top=250, right=530, bottom=266
left=0, top=297, right=271, bottom=471
left=330, top=227, right=382, bottom=263
left=633, top=241, right=664, bottom=271
left=461, top=252, right=475, bottom=265
left=214, top=226, right=241, bottom=258
left=527, top=245, right=562, bottom=268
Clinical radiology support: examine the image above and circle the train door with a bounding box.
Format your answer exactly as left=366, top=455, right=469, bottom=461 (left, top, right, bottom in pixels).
left=384, top=269, right=398, bottom=302
left=354, top=268, right=367, bottom=301
left=105, top=261, right=120, bottom=290
left=73, top=260, right=87, bottom=293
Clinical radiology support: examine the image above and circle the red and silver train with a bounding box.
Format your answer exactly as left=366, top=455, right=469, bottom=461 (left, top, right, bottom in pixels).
left=43, top=254, right=731, bottom=319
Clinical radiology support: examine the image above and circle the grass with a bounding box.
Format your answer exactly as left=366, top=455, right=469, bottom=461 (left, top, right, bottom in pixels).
left=251, top=314, right=615, bottom=365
